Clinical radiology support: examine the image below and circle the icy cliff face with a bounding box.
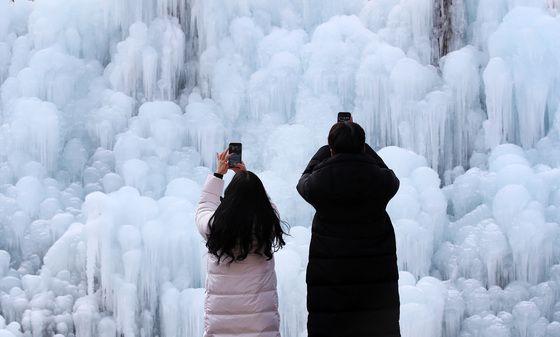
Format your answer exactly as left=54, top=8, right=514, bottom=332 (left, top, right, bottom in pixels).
left=1, top=0, right=560, bottom=337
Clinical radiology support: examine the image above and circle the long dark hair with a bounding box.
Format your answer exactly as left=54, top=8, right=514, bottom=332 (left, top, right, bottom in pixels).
left=207, top=171, right=287, bottom=264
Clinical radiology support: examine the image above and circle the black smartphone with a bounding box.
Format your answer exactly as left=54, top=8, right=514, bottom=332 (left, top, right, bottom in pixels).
left=337, top=112, right=352, bottom=123
left=228, top=143, right=242, bottom=168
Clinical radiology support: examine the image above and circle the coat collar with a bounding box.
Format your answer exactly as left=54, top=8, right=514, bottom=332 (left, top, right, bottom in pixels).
left=314, top=152, right=377, bottom=171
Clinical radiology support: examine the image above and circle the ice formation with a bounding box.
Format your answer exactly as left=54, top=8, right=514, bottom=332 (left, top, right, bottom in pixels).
left=1, top=0, right=560, bottom=337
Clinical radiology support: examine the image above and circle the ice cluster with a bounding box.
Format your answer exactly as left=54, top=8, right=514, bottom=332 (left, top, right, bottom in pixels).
left=1, top=0, right=560, bottom=336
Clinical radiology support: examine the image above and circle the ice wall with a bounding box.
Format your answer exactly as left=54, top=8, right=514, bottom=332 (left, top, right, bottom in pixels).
left=1, top=0, right=560, bottom=337
left=486, top=7, right=560, bottom=149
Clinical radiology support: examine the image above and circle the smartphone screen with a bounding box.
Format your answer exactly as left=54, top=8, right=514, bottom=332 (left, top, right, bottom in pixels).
left=228, top=143, right=242, bottom=168
left=337, top=112, right=352, bottom=123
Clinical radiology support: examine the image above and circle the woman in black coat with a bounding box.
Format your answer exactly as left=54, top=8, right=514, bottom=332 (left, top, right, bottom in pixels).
left=297, top=122, right=401, bottom=337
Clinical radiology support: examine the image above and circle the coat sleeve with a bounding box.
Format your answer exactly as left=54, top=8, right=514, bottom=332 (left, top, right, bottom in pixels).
left=302, top=145, right=331, bottom=174
left=298, top=146, right=330, bottom=207
left=379, top=168, right=400, bottom=202
left=195, top=175, right=224, bottom=240
left=297, top=172, right=319, bottom=207
left=365, top=143, right=388, bottom=169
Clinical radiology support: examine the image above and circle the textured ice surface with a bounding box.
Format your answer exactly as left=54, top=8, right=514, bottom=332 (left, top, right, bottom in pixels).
left=1, top=0, right=560, bottom=337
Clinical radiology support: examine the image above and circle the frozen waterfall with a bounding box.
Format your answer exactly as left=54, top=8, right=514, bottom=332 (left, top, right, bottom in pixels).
left=1, top=0, right=560, bottom=337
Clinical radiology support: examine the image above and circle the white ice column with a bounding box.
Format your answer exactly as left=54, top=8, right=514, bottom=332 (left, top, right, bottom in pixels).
left=406, top=0, right=434, bottom=64
left=513, top=58, right=549, bottom=149
left=493, top=184, right=559, bottom=285
left=249, top=52, right=300, bottom=122
left=389, top=57, right=439, bottom=153
left=472, top=0, right=509, bottom=57
left=441, top=46, right=482, bottom=167
left=548, top=0, right=560, bottom=14
left=488, top=7, right=560, bottom=149
left=107, top=19, right=185, bottom=101
left=8, top=98, right=61, bottom=174
left=355, top=42, right=405, bottom=149
left=153, top=18, right=186, bottom=100
left=102, top=0, right=189, bottom=36
left=303, top=16, right=376, bottom=110
left=184, top=95, right=226, bottom=167
left=483, top=57, right=514, bottom=148
left=414, top=90, right=449, bottom=170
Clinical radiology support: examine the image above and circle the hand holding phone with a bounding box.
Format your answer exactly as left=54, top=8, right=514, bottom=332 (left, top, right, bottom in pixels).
left=337, top=112, right=352, bottom=123
left=231, top=162, right=246, bottom=173
left=216, top=149, right=231, bottom=175
left=228, top=143, right=242, bottom=168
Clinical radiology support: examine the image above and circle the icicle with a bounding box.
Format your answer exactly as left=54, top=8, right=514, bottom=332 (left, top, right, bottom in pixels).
left=154, top=18, right=186, bottom=100
left=9, top=98, right=60, bottom=174
left=97, top=317, right=116, bottom=337
left=479, top=220, right=510, bottom=287
left=184, top=98, right=226, bottom=167
left=249, top=52, right=300, bottom=122
left=72, top=296, right=99, bottom=337
left=355, top=42, right=405, bottom=149
left=179, top=289, right=204, bottom=337
left=406, top=0, right=434, bottom=64
left=399, top=279, right=447, bottom=337
left=441, top=46, right=482, bottom=167
left=159, top=284, right=179, bottom=337
left=394, top=219, right=434, bottom=279
left=389, top=57, right=439, bottom=153
left=414, top=90, right=449, bottom=170
left=113, top=280, right=137, bottom=337
left=487, top=7, right=560, bottom=149
left=443, top=289, right=464, bottom=337
left=139, top=220, right=162, bottom=317
left=512, top=301, right=541, bottom=337
left=0, top=251, right=9, bottom=279
left=547, top=0, right=560, bottom=15
left=483, top=57, right=514, bottom=148
left=142, top=46, right=158, bottom=100
left=107, top=18, right=185, bottom=101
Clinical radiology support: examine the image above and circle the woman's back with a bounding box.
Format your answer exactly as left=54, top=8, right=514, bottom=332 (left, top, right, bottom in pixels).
left=195, top=155, right=284, bottom=337
left=205, top=253, right=279, bottom=337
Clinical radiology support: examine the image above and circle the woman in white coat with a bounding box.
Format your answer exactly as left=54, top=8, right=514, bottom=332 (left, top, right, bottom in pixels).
left=196, top=149, right=287, bottom=337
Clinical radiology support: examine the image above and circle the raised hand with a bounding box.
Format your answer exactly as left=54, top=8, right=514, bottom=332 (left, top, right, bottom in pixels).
left=232, top=162, right=246, bottom=174
left=216, top=149, right=231, bottom=175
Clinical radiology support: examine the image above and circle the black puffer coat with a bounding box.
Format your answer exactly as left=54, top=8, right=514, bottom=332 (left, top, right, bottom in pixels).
left=297, top=145, right=401, bottom=337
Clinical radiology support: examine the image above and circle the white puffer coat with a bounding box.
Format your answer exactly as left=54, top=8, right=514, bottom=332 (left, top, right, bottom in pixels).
left=195, top=175, right=281, bottom=337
